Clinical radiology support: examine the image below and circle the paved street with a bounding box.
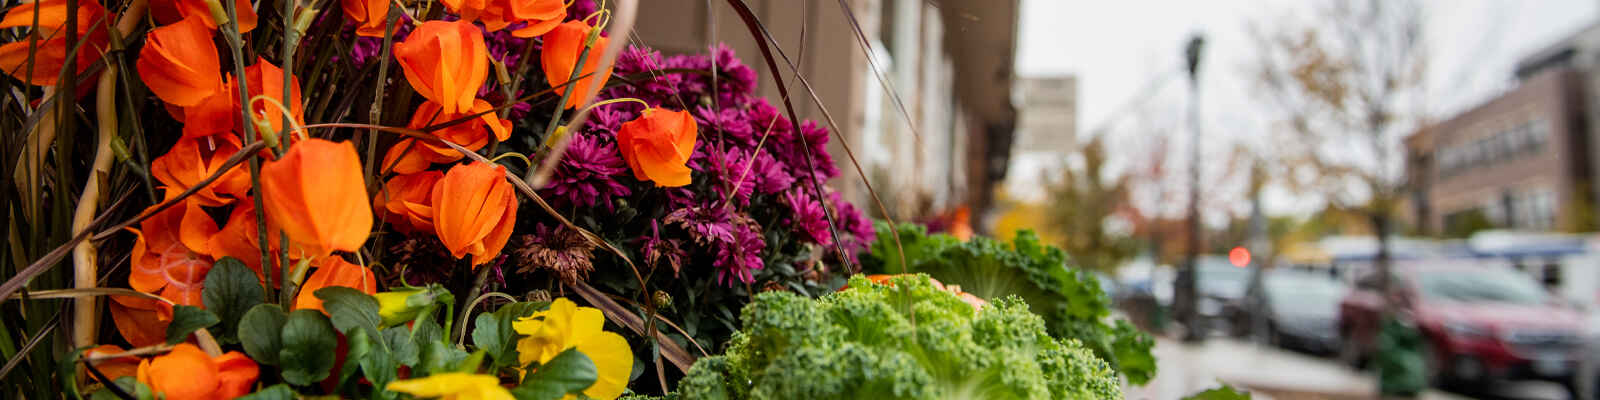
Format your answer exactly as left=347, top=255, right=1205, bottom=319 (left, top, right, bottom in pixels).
left=1125, top=337, right=1573, bottom=400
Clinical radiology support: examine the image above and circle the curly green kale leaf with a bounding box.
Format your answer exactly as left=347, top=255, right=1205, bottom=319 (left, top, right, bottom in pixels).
left=860, top=222, right=1158, bottom=385
left=672, top=274, right=1122, bottom=400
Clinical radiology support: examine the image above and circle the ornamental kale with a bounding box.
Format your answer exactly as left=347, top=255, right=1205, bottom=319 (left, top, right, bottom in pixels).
left=861, top=222, right=1158, bottom=385
left=659, top=274, right=1122, bottom=399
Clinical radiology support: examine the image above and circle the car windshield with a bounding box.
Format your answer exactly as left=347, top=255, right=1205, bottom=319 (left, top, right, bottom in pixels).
left=1197, top=260, right=1251, bottom=298
left=1416, top=269, right=1545, bottom=305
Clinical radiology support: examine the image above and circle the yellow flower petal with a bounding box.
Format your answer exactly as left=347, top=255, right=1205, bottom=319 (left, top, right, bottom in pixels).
left=574, top=332, right=633, bottom=400
left=387, top=373, right=514, bottom=400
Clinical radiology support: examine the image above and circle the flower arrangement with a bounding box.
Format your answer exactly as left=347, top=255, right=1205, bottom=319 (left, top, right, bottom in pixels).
left=0, top=0, right=1134, bottom=397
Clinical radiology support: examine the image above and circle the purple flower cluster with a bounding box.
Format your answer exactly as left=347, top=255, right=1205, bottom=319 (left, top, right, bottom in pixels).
left=542, top=43, right=874, bottom=287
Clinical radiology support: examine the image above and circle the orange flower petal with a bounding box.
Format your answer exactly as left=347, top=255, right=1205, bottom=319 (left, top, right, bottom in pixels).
left=136, top=15, right=222, bottom=107
left=374, top=171, right=443, bottom=234
left=85, top=345, right=143, bottom=383
left=213, top=351, right=260, bottom=398
left=430, top=162, right=518, bottom=267
left=0, top=0, right=110, bottom=86
left=617, top=108, right=698, bottom=187
left=541, top=20, right=613, bottom=109
left=108, top=296, right=171, bottom=347
left=259, top=138, right=373, bottom=257
left=342, top=0, right=390, bottom=37
left=144, top=344, right=219, bottom=400
left=294, top=257, right=377, bottom=312
left=394, top=20, right=487, bottom=114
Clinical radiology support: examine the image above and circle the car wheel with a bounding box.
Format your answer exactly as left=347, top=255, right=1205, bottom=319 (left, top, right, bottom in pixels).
left=1421, top=340, right=1445, bottom=388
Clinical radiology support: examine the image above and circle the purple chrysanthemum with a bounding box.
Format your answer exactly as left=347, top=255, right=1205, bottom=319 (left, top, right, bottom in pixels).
left=664, top=206, right=736, bottom=246
left=546, top=133, right=631, bottom=210
left=715, top=221, right=765, bottom=287
left=695, top=105, right=756, bottom=148
left=784, top=190, right=832, bottom=247
left=695, top=147, right=755, bottom=207
left=829, top=190, right=877, bottom=255
left=749, top=151, right=794, bottom=195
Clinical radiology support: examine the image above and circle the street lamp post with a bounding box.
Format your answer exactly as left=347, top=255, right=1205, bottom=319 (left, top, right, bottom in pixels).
left=1177, top=34, right=1206, bottom=342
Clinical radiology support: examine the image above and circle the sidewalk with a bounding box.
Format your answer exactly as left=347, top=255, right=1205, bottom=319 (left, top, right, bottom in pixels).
left=1122, top=337, right=1480, bottom=400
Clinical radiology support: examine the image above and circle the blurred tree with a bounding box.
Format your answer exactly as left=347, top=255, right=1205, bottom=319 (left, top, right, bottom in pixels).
left=1042, top=137, right=1139, bottom=274
left=1247, top=0, right=1427, bottom=315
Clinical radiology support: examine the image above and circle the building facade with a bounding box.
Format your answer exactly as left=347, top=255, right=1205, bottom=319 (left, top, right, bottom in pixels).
left=1004, top=75, right=1078, bottom=203
left=628, top=0, right=1020, bottom=221
left=1405, top=67, right=1591, bottom=234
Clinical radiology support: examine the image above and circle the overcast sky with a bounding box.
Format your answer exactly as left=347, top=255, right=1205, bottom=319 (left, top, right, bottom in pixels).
left=1012, top=0, right=1598, bottom=218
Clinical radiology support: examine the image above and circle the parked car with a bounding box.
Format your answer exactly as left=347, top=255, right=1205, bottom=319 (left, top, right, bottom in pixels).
left=1242, top=270, right=1347, bottom=353
left=1338, top=263, right=1584, bottom=394
left=1195, top=256, right=1252, bottom=335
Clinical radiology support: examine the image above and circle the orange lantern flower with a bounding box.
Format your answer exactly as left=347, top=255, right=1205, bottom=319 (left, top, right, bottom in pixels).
left=86, top=345, right=144, bottom=383
left=137, top=343, right=259, bottom=400
left=206, top=201, right=281, bottom=285
left=394, top=20, right=488, bottom=114
left=107, top=295, right=174, bottom=347
left=293, top=257, right=378, bottom=313
left=243, top=57, right=305, bottom=138
left=151, top=134, right=251, bottom=207
left=342, top=0, right=389, bottom=37
left=171, top=57, right=303, bottom=139
left=173, top=89, right=239, bottom=139
left=616, top=107, right=698, bottom=187
left=448, top=0, right=566, bottom=37
left=0, top=0, right=111, bottom=86
left=259, top=138, right=373, bottom=257
left=432, top=161, right=518, bottom=267
left=541, top=20, right=612, bottom=109
left=381, top=99, right=511, bottom=174
left=137, top=15, right=222, bottom=107
left=374, top=171, right=442, bottom=234
left=149, top=0, right=257, bottom=33
left=128, top=195, right=217, bottom=307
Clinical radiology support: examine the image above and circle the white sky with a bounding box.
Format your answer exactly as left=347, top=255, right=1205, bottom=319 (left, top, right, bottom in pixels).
left=1012, top=0, right=1598, bottom=219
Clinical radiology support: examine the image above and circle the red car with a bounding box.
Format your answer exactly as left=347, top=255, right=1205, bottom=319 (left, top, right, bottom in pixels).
left=1338, top=264, right=1583, bottom=393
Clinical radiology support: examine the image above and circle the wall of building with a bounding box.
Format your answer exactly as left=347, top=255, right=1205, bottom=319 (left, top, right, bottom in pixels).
left=1409, top=68, right=1589, bottom=233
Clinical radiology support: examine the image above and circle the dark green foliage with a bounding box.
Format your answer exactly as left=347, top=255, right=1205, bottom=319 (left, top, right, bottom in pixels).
left=166, top=305, right=221, bottom=345
left=203, top=257, right=266, bottom=342
left=861, top=222, right=1158, bottom=385
left=279, top=309, right=339, bottom=386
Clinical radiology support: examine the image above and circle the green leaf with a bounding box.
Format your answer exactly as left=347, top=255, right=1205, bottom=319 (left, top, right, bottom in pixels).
left=1182, top=384, right=1252, bottom=400
left=238, top=304, right=288, bottom=365
left=513, top=348, right=598, bottom=400
left=337, top=328, right=374, bottom=390
left=417, top=340, right=469, bottom=376
left=412, top=315, right=444, bottom=345
left=235, top=384, right=296, bottom=400
left=203, top=257, right=266, bottom=341
left=472, top=301, right=547, bottom=369
left=58, top=346, right=87, bottom=399
left=358, top=334, right=399, bottom=400
left=383, top=327, right=419, bottom=367
left=279, top=309, right=339, bottom=386
left=316, top=287, right=383, bottom=341
left=89, top=377, right=153, bottom=400
left=166, top=305, right=221, bottom=345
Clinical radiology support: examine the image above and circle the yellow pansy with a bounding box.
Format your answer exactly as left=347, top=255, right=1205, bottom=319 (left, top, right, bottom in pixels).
left=512, top=298, right=633, bottom=400
left=386, top=373, right=514, bottom=400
